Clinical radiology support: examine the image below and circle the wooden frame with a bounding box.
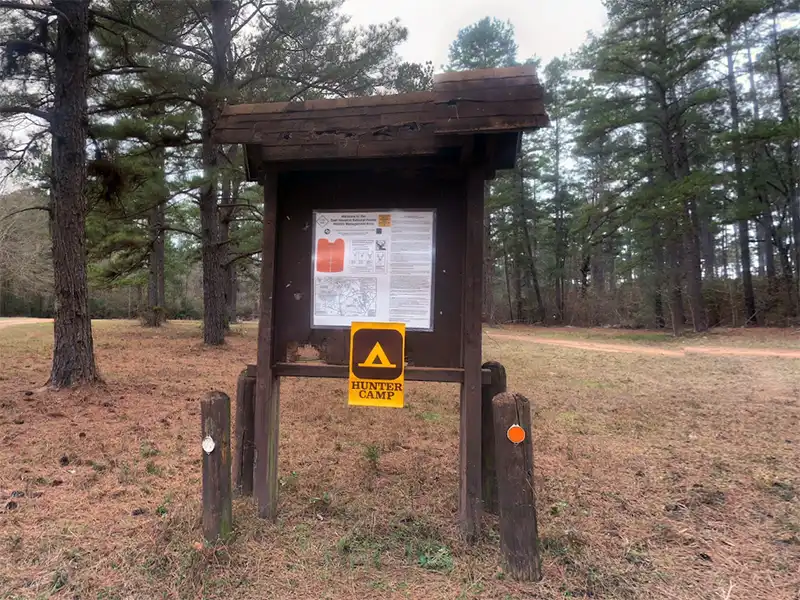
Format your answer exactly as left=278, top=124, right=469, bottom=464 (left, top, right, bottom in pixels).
left=216, top=65, right=549, bottom=537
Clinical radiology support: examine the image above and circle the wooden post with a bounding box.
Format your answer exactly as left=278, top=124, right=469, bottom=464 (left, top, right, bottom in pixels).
left=234, top=365, right=256, bottom=496
left=201, top=391, right=233, bottom=543
left=255, top=168, right=281, bottom=520
left=492, top=392, right=542, bottom=581
left=481, top=361, right=506, bottom=515
left=460, top=164, right=485, bottom=541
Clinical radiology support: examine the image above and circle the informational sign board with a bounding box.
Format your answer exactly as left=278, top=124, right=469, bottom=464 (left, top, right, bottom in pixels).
left=312, top=210, right=435, bottom=331
left=348, top=322, right=406, bottom=408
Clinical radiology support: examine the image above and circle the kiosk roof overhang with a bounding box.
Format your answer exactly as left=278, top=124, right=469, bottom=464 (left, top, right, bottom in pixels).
left=215, top=65, right=550, bottom=180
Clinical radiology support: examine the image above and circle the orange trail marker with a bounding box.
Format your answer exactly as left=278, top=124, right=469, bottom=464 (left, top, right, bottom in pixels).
left=506, top=424, right=525, bottom=445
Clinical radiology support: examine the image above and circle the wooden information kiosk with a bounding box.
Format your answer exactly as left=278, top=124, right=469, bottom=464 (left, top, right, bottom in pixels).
left=215, top=65, right=549, bottom=539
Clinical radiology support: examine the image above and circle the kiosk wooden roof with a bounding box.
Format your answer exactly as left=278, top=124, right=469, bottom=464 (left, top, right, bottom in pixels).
left=215, top=65, right=549, bottom=174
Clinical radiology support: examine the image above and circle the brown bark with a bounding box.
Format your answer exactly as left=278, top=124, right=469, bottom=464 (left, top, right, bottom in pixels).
left=514, top=256, right=524, bottom=323
left=675, top=132, right=708, bottom=332
left=501, top=236, right=514, bottom=321
left=48, top=0, right=99, bottom=387
left=145, top=148, right=167, bottom=327
left=745, top=25, right=776, bottom=286
left=199, top=0, right=232, bottom=345
left=772, top=15, right=800, bottom=310
left=701, top=217, right=716, bottom=280
left=652, top=223, right=666, bottom=329
left=667, top=238, right=685, bottom=336
left=552, top=112, right=567, bottom=324
left=515, top=169, right=545, bottom=323
left=145, top=201, right=166, bottom=327
left=725, top=32, right=757, bottom=324
left=220, top=147, right=240, bottom=327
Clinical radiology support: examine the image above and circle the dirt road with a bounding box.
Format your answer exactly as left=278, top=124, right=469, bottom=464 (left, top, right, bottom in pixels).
left=2, top=318, right=799, bottom=358
left=0, top=318, right=52, bottom=330
left=486, top=331, right=800, bottom=359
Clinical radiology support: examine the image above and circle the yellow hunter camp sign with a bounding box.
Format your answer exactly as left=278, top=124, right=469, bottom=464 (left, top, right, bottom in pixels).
left=348, top=322, right=405, bottom=408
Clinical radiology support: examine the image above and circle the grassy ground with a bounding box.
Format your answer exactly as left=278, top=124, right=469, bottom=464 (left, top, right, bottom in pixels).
left=492, top=324, right=800, bottom=349
left=0, top=321, right=798, bottom=599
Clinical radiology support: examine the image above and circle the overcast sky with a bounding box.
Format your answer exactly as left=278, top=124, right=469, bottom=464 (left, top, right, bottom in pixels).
left=342, top=0, right=608, bottom=69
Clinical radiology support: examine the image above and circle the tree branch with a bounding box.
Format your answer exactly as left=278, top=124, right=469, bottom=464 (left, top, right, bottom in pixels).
left=0, top=1, right=63, bottom=18
left=224, top=249, right=261, bottom=266
left=0, top=105, right=51, bottom=122
left=91, top=8, right=214, bottom=64
left=0, top=205, right=50, bottom=222
left=161, top=225, right=201, bottom=240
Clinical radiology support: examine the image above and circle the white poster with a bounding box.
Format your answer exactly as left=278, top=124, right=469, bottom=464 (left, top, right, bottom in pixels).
left=312, top=210, right=435, bottom=330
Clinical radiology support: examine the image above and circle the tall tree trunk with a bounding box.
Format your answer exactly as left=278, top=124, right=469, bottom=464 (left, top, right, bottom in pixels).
left=157, top=200, right=166, bottom=310
left=581, top=252, right=591, bottom=297
left=225, top=256, right=238, bottom=324
left=652, top=223, right=666, bottom=329
left=48, top=0, right=99, bottom=388
left=200, top=109, right=226, bottom=343
left=721, top=225, right=729, bottom=279
left=745, top=25, right=777, bottom=287
left=514, top=156, right=546, bottom=323
left=667, top=238, right=685, bottom=335
left=700, top=212, right=716, bottom=280
left=591, top=247, right=605, bottom=294
left=725, top=32, right=758, bottom=325
left=501, top=235, right=514, bottom=321
left=220, top=176, right=233, bottom=330
left=513, top=255, right=524, bottom=324
left=654, top=82, right=689, bottom=334
left=145, top=202, right=166, bottom=327
left=683, top=205, right=707, bottom=331
left=516, top=194, right=545, bottom=323
left=145, top=149, right=167, bottom=327
left=675, top=124, right=708, bottom=332
left=776, top=235, right=796, bottom=322
left=610, top=239, right=619, bottom=292
left=199, top=0, right=232, bottom=345
left=220, top=147, right=240, bottom=327
left=772, top=14, right=799, bottom=310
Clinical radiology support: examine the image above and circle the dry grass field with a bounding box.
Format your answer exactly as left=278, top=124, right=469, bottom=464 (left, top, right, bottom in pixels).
left=1, top=320, right=798, bottom=599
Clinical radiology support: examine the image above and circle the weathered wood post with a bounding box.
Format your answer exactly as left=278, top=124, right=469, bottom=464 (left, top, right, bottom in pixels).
left=481, top=361, right=507, bottom=515
left=234, top=365, right=256, bottom=495
left=254, top=168, right=281, bottom=520
left=201, top=391, right=233, bottom=543
left=459, top=164, right=485, bottom=542
left=492, top=392, right=542, bottom=581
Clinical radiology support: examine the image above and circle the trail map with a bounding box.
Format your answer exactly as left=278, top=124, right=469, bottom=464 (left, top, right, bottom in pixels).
left=312, top=210, right=435, bottom=330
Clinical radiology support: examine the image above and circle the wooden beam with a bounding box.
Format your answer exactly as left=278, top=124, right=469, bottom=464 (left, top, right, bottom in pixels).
left=434, top=65, right=538, bottom=84
left=436, top=114, right=551, bottom=134
left=219, top=103, right=435, bottom=129
left=271, top=362, right=492, bottom=384
left=460, top=164, right=485, bottom=542
left=434, top=76, right=542, bottom=93
left=436, top=99, right=548, bottom=121
left=268, top=153, right=466, bottom=174
left=435, top=83, right=544, bottom=100
left=256, top=139, right=442, bottom=162
left=254, top=168, right=280, bottom=520
left=221, top=91, right=436, bottom=116
left=247, top=122, right=436, bottom=147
